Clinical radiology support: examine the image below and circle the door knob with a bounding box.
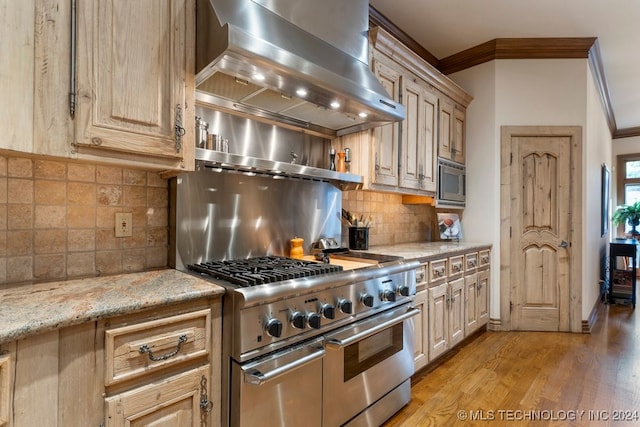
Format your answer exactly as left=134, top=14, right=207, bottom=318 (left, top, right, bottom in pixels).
left=559, top=240, right=569, bottom=248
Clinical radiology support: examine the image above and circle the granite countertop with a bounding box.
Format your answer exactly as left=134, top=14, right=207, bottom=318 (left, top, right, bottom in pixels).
left=363, top=241, right=492, bottom=262
left=0, top=269, right=225, bottom=344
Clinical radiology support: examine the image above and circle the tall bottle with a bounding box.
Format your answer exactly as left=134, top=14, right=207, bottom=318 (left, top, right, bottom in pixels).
left=329, top=147, right=336, bottom=171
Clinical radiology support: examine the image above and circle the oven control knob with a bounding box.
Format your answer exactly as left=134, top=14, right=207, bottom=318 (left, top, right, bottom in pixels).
left=307, top=312, right=322, bottom=329
left=397, top=285, right=411, bottom=297
left=361, top=293, right=375, bottom=307
left=320, top=303, right=336, bottom=319
left=265, top=318, right=283, bottom=338
left=337, top=299, right=353, bottom=314
left=381, top=289, right=397, bottom=302
left=290, top=311, right=306, bottom=329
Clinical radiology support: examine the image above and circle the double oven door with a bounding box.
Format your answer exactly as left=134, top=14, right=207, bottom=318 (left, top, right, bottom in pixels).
left=229, top=303, right=419, bottom=427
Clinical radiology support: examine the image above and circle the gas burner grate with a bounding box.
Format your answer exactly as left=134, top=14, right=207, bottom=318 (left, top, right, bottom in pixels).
left=188, top=256, right=343, bottom=287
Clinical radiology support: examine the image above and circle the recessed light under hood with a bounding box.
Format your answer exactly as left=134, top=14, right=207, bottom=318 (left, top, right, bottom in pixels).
left=196, top=0, right=405, bottom=137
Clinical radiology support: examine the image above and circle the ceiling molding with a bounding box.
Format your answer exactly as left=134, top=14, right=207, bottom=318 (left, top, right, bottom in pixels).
left=368, top=8, right=634, bottom=138
left=368, top=5, right=440, bottom=68
left=438, top=37, right=597, bottom=75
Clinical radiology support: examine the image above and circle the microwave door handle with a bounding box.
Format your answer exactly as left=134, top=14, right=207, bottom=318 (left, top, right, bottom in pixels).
left=325, top=307, right=420, bottom=350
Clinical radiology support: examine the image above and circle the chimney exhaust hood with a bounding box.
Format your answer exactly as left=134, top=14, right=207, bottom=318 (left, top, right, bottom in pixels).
left=196, top=0, right=405, bottom=137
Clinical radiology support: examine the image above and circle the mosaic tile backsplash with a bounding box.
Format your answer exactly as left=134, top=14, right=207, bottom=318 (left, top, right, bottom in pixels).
left=0, top=154, right=168, bottom=285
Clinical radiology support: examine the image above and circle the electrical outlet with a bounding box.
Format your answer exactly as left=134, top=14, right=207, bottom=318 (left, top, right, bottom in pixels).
left=115, top=213, right=132, bottom=237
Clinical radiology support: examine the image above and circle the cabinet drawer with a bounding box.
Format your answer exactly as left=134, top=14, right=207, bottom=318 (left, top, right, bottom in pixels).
left=416, top=265, right=427, bottom=290
left=105, top=309, right=211, bottom=386
left=465, top=252, right=479, bottom=272
left=479, top=250, right=491, bottom=268
left=449, top=255, right=464, bottom=276
left=429, top=259, right=448, bottom=283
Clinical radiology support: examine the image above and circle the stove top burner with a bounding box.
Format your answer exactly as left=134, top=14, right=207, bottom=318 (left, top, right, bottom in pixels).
left=188, top=256, right=343, bottom=287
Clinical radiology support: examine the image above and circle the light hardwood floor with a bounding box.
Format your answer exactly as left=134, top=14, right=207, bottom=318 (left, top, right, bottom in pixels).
left=385, top=303, right=640, bottom=426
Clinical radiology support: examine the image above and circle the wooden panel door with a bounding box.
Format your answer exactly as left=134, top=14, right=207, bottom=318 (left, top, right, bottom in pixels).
left=400, top=78, right=421, bottom=189
left=452, top=107, right=466, bottom=163
left=448, top=277, right=465, bottom=347
left=509, top=133, right=572, bottom=331
left=413, top=289, right=428, bottom=371
left=438, top=99, right=453, bottom=160
left=75, top=0, right=194, bottom=170
left=477, top=268, right=490, bottom=327
left=105, top=365, right=210, bottom=427
left=372, top=59, right=400, bottom=186
left=464, top=272, right=479, bottom=335
left=0, top=353, right=9, bottom=427
left=428, top=282, right=448, bottom=361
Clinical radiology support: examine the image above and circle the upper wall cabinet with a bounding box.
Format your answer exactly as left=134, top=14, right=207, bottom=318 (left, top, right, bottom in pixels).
left=335, top=28, right=472, bottom=195
left=73, top=0, right=195, bottom=173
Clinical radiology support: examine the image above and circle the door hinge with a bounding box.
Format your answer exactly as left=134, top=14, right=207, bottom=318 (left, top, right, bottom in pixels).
left=510, top=226, right=512, bottom=238
left=510, top=152, right=513, bottom=165
left=510, top=301, right=513, bottom=313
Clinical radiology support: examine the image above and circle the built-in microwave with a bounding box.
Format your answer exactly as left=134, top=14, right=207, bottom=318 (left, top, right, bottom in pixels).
left=437, top=158, right=466, bottom=207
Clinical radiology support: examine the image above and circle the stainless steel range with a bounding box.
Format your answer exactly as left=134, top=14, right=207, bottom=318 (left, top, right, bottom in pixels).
left=187, top=253, right=419, bottom=427
left=171, top=118, right=419, bottom=426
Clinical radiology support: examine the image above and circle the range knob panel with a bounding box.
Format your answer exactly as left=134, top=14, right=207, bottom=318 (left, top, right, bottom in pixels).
left=307, top=312, right=322, bottom=329
left=320, top=303, right=336, bottom=319
left=290, top=311, right=306, bottom=329
left=361, top=293, right=375, bottom=307
left=338, top=298, right=353, bottom=314
left=264, top=318, right=283, bottom=338
left=397, top=285, right=411, bottom=297
left=381, top=289, right=397, bottom=302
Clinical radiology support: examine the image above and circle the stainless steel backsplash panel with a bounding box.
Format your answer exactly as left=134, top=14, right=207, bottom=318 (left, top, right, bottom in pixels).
left=172, top=167, right=342, bottom=269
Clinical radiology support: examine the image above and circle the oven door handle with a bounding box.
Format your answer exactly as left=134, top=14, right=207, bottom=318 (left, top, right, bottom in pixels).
left=243, top=344, right=325, bottom=386
left=325, top=306, right=420, bottom=349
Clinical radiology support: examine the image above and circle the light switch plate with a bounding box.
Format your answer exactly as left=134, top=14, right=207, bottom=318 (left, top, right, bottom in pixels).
left=115, top=213, right=132, bottom=237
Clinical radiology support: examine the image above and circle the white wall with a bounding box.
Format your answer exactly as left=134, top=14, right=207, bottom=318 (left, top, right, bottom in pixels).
left=583, top=65, right=613, bottom=319
left=450, top=58, right=612, bottom=326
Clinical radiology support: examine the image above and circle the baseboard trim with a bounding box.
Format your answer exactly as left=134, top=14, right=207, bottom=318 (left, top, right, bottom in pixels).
left=487, top=317, right=503, bottom=331
left=582, top=298, right=601, bottom=333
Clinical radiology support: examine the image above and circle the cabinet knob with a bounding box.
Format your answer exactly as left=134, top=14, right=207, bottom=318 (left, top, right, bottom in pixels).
left=559, top=240, right=569, bottom=248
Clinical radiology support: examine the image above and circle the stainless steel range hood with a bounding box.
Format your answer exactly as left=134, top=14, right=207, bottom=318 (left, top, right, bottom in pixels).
left=196, top=0, right=405, bottom=137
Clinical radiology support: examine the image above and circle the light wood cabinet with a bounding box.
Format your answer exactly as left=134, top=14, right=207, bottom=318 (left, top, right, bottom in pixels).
left=371, top=60, right=401, bottom=187
left=416, top=248, right=490, bottom=369
left=438, top=100, right=466, bottom=164
left=0, top=298, right=221, bottom=427
left=464, top=252, right=491, bottom=336
left=335, top=27, right=471, bottom=196
left=18, top=0, right=195, bottom=172
left=105, top=364, right=210, bottom=427
left=399, top=76, right=438, bottom=192
left=0, top=353, right=9, bottom=427
left=413, top=265, right=429, bottom=371
left=73, top=0, right=195, bottom=173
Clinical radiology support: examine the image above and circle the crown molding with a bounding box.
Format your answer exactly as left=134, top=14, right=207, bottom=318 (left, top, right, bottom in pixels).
left=368, top=8, right=631, bottom=137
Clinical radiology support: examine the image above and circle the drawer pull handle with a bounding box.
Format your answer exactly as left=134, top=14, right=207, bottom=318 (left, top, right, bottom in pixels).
left=139, top=334, right=188, bottom=361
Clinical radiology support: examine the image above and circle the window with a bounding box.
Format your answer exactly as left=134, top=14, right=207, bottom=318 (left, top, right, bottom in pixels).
left=617, top=154, right=640, bottom=234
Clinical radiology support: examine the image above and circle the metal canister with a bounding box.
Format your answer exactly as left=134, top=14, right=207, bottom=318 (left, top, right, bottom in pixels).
left=195, top=116, right=208, bottom=148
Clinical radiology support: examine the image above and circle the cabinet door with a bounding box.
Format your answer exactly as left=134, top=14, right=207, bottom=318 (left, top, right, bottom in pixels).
left=413, top=289, right=428, bottom=371
left=477, top=269, right=490, bottom=327
left=399, top=79, right=438, bottom=192
left=428, top=282, right=448, bottom=361
left=0, top=353, right=9, bottom=427
left=448, top=277, right=465, bottom=347
left=75, top=0, right=195, bottom=171
left=371, top=59, right=400, bottom=186
left=105, top=365, right=211, bottom=427
left=464, top=273, right=478, bottom=335
left=452, top=107, right=466, bottom=163
left=438, top=99, right=454, bottom=161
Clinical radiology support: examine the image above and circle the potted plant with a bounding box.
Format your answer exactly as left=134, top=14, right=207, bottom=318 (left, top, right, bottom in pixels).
left=612, top=201, right=640, bottom=236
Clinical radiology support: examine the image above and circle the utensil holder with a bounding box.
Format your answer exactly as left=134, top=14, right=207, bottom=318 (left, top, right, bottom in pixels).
left=348, top=227, right=369, bottom=250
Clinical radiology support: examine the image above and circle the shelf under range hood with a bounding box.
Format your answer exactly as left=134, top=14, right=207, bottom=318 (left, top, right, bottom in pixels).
left=195, top=148, right=363, bottom=190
